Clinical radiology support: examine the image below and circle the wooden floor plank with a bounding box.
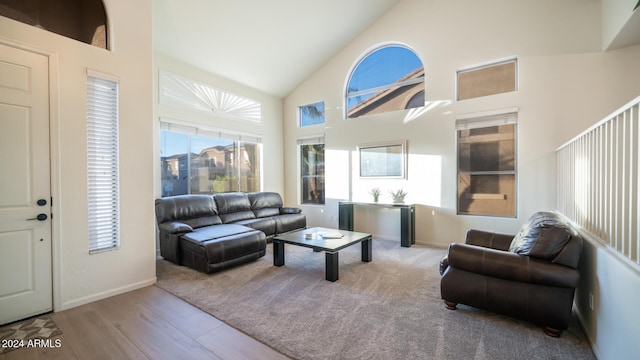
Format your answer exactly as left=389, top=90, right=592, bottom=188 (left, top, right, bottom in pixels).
left=196, top=324, right=290, bottom=360
left=97, top=290, right=221, bottom=360
left=129, top=286, right=225, bottom=339
left=49, top=305, right=149, bottom=360
left=2, top=286, right=289, bottom=360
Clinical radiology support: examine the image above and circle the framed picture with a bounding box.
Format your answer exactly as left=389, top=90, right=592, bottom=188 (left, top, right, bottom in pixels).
left=358, top=140, right=407, bottom=179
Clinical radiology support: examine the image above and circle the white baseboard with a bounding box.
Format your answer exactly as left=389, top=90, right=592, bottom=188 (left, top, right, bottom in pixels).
left=59, top=277, right=157, bottom=311
left=575, top=306, right=601, bottom=360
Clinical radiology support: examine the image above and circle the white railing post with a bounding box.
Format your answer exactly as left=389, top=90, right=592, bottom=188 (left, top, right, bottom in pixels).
left=556, top=96, right=640, bottom=266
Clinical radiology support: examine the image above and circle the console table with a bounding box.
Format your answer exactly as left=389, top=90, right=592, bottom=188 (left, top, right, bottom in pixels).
left=338, top=201, right=415, bottom=247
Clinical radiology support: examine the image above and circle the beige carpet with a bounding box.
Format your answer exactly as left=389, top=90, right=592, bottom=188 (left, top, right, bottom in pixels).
left=0, top=315, right=62, bottom=354
left=156, top=239, right=595, bottom=360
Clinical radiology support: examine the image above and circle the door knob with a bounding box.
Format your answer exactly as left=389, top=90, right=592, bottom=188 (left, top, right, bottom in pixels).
left=27, top=214, right=48, bottom=221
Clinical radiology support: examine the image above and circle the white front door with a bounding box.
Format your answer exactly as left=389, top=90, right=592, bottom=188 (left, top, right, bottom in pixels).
left=0, top=44, right=52, bottom=325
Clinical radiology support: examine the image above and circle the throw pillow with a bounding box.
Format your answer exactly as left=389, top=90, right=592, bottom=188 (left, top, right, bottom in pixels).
left=509, top=212, right=574, bottom=260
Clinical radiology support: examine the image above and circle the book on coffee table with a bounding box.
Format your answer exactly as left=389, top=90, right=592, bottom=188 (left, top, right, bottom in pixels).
left=319, top=232, right=344, bottom=239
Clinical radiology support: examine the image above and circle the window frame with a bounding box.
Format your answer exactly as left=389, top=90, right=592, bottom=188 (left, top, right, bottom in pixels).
left=344, top=43, right=424, bottom=119
left=456, top=57, right=518, bottom=101
left=298, top=101, right=325, bottom=127
left=358, top=140, right=407, bottom=179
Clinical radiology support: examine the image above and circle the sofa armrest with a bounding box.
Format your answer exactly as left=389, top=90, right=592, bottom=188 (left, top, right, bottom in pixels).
left=465, top=229, right=514, bottom=251
left=280, top=207, right=302, bottom=214
left=447, top=243, right=579, bottom=288
left=157, top=222, right=192, bottom=265
left=159, top=221, right=193, bottom=234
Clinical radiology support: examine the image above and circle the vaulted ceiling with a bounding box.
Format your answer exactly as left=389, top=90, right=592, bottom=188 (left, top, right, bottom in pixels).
left=153, top=0, right=400, bottom=97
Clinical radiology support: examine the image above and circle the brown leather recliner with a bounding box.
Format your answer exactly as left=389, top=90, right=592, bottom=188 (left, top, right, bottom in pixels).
left=439, top=212, right=582, bottom=337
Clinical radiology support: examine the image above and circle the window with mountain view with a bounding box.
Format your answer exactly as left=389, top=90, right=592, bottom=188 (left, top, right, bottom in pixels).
left=346, top=45, right=424, bottom=118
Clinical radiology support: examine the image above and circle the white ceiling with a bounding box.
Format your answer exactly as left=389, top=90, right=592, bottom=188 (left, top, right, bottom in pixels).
left=153, top=0, right=400, bottom=97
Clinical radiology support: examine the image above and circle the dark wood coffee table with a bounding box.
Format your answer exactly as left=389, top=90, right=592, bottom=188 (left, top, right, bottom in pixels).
left=273, top=227, right=372, bottom=282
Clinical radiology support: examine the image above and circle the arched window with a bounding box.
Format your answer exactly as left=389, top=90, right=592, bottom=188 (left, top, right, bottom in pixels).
left=346, top=45, right=424, bottom=118
left=0, top=0, right=109, bottom=49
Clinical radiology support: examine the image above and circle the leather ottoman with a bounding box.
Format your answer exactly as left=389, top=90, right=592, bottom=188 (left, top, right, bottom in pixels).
left=179, top=224, right=266, bottom=273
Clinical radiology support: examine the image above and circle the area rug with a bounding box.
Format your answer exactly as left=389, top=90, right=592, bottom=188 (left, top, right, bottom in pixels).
left=0, top=315, right=62, bottom=354
left=156, top=239, right=595, bottom=360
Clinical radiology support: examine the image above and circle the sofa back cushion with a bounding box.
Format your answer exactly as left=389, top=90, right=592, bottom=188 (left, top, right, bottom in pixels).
left=155, top=195, right=221, bottom=228
left=247, top=192, right=282, bottom=218
left=509, top=212, right=575, bottom=260
left=214, top=192, right=256, bottom=223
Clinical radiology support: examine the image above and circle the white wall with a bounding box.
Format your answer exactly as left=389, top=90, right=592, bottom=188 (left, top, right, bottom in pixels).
left=284, top=1, right=640, bottom=358
left=0, top=0, right=156, bottom=310
left=152, top=54, right=286, bottom=201
left=284, top=0, right=607, bottom=244
left=577, top=233, right=640, bottom=360
left=602, top=0, right=640, bottom=50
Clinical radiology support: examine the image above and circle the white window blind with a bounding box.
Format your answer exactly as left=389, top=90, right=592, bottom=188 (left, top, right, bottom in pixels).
left=159, top=70, right=262, bottom=124
left=87, top=70, right=120, bottom=253
left=296, top=134, right=325, bottom=145
left=455, top=107, right=518, bottom=130
left=159, top=119, right=262, bottom=144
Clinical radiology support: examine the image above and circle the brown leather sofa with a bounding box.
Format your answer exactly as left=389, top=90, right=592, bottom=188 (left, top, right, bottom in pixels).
left=155, top=192, right=306, bottom=273
left=439, top=211, right=582, bottom=337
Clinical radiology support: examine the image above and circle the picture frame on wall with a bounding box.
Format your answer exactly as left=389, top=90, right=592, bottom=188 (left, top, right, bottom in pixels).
left=358, top=140, right=407, bottom=179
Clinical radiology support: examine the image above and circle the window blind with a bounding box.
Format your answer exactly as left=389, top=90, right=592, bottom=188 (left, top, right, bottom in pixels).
left=159, top=119, right=262, bottom=144
left=455, top=108, right=518, bottom=130
left=87, top=70, right=120, bottom=254
left=296, top=134, right=325, bottom=145
left=159, top=70, right=262, bottom=124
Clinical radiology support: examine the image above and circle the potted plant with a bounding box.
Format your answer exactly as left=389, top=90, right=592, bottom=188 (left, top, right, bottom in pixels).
left=389, top=189, right=408, bottom=204
left=369, top=187, right=381, bottom=202
left=213, top=175, right=230, bottom=193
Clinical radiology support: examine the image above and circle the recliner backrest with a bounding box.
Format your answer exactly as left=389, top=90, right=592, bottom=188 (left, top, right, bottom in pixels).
left=214, top=192, right=256, bottom=223
left=247, top=192, right=283, bottom=218
left=154, top=195, right=222, bottom=228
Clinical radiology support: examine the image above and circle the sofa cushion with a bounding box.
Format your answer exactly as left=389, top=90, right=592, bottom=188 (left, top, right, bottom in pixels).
left=155, top=195, right=217, bottom=223
left=274, top=213, right=307, bottom=234
left=200, top=230, right=266, bottom=268
left=214, top=192, right=256, bottom=223
left=248, top=192, right=283, bottom=218
left=220, top=210, right=256, bottom=223
left=214, top=192, right=252, bottom=213
left=234, top=217, right=277, bottom=237
left=180, top=229, right=266, bottom=273
left=509, top=212, right=574, bottom=260
left=181, top=224, right=255, bottom=243
left=183, top=215, right=222, bottom=229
